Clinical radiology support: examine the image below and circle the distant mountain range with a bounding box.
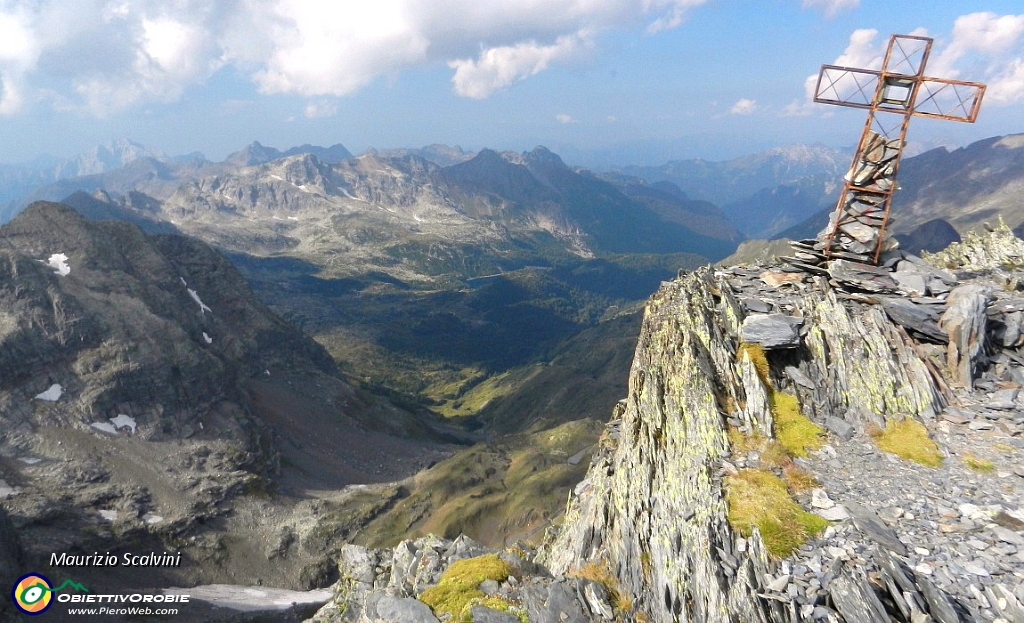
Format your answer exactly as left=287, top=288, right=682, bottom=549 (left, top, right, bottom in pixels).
left=30, top=141, right=732, bottom=431
left=0, top=139, right=166, bottom=215
left=224, top=141, right=353, bottom=167
left=7, top=132, right=1024, bottom=570
left=11, top=134, right=1024, bottom=243
left=780, top=134, right=1024, bottom=242
left=614, top=144, right=849, bottom=238
left=29, top=144, right=741, bottom=275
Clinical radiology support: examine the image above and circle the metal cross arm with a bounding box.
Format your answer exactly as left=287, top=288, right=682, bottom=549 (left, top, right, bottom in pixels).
left=814, top=66, right=985, bottom=122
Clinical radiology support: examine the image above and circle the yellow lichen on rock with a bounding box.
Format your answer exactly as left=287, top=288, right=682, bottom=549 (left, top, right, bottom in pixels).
left=571, top=559, right=633, bottom=614
left=737, top=342, right=770, bottom=385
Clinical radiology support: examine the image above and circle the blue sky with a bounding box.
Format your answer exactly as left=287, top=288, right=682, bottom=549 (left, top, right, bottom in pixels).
left=0, top=0, right=1022, bottom=165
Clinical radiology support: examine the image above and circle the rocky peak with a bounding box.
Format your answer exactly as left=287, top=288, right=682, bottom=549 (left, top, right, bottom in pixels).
left=52, top=139, right=166, bottom=179
left=442, top=148, right=555, bottom=204
left=0, top=201, right=337, bottom=430
left=523, top=145, right=569, bottom=170
left=225, top=142, right=355, bottom=168
left=276, top=153, right=330, bottom=187
left=282, top=142, right=353, bottom=164
left=535, top=232, right=1024, bottom=621
left=225, top=140, right=283, bottom=167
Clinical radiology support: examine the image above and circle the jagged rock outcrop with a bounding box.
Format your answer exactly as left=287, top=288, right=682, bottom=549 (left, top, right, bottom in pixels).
left=537, top=236, right=1024, bottom=620
left=0, top=202, right=336, bottom=440
left=541, top=269, right=782, bottom=622
left=309, top=535, right=612, bottom=623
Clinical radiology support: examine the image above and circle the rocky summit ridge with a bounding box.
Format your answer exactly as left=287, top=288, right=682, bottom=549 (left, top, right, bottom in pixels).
left=308, top=226, right=1024, bottom=623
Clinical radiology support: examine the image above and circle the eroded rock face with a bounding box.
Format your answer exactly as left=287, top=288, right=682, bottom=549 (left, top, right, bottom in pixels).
left=307, top=229, right=1024, bottom=622
left=309, top=536, right=608, bottom=623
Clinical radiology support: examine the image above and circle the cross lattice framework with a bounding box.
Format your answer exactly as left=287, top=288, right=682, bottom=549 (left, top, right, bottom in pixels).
left=814, top=34, right=986, bottom=264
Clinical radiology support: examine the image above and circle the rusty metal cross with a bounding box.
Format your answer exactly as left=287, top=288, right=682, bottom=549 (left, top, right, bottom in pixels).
left=812, top=34, right=986, bottom=265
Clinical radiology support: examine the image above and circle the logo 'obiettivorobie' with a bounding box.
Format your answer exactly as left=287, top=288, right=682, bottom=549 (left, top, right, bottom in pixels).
left=11, top=573, right=88, bottom=616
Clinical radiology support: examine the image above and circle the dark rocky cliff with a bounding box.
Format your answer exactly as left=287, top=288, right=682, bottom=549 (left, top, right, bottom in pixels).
left=0, top=201, right=335, bottom=451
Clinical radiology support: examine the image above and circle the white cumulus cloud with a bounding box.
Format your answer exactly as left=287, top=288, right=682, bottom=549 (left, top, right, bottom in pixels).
left=790, top=18, right=1024, bottom=114
left=0, top=0, right=711, bottom=115
left=450, top=34, right=586, bottom=99
left=729, top=98, right=757, bottom=115
left=990, top=58, right=1024, bottom=104
left=555, top=113, right=577, bottom=124
left=252, top=1, right=430, bottom=96
left=645, top=0, right=707, bottom=33
left=930, top=12, right=1024, bottom=105
left=0, top=6, right=38, bottom=114
left=783, top=28, right=882, bottom=117
left=303, top=100, right=338, bottom=119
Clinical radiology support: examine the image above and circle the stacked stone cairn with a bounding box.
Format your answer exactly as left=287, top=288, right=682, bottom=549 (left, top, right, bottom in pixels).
left=785, top=130, right=903, bottom=270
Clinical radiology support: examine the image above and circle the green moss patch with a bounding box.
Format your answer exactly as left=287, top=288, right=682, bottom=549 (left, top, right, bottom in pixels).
left=771, top=392, right=825, bottom=458
left=419, top=554, right=511, bottom=622
left=726, top=469, right=829, bottom=558
left=728, top=345, right=830, bottom=557
left=962, top=453, right=995, bottom=473
left=871, top=419, right=943, bottom=467
left=737, top=342, right=770, bottom=385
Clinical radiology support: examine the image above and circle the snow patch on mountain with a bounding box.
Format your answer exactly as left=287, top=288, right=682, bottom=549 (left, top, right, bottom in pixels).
left=188, top=288, right=212, bottom=314
left=109, top=414, right=137, bottom=433
left=42, top=253, right=70, bottom=275
left=34, top=384, right=63, bottom=401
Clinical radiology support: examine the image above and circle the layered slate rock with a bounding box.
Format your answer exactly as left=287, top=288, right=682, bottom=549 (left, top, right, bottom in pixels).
left=940, top=285, right=992, bottom=388
left=740, top=313, right=802, bottom=349
left=537, top=264, right=974, bottom=622
left=309, top=227, right=1024, bottom=622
